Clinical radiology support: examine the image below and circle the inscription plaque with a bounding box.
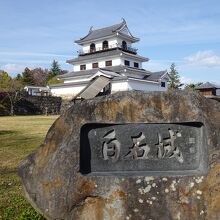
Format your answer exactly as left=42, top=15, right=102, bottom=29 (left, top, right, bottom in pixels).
left=80, top=122, right=207, bottom=175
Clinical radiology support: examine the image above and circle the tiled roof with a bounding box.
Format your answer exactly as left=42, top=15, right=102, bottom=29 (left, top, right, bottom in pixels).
left=75, top=20, right=139, bottom=43
left=195, top=82, right=220, bottom=90
left=67, top=48, right=148, bottom=64
left=98, top=69, right=122, bottom=78
left=75, top=22, right=123, bottom=43
left=50, top=73, right=166, bottom=88
left=51, top=66, right=169, bottom=89
left=144, top=71, right=168, bottom=82
left=57, top=67, right=167, bottom=86
left=58, top=66, right=150, bottom=79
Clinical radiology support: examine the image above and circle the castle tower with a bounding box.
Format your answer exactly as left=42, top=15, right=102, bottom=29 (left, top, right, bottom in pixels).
left=50, top=20, right=169, bottom=99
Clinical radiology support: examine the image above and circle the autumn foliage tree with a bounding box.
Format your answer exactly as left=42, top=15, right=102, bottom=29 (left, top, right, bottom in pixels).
left=31, top=68, right=48, bottom=86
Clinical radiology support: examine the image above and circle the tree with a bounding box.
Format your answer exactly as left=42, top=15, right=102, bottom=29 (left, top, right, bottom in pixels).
left=6, top=79, right=23, bottom=115
left=15, top=73, right=22, bottom=82
left=0, top=71, right=22, bottom=115
left=31, top=68, right=48, bottom=86
left=184, top=83, right=202, bottom=91
left=47, top=76, right=64, bottom=85
left=60, top=69, right=68, bottom=75
left=47, top=60, right=61, bottom=81
left=0, top=70, right=11, bottom=90
left=168, top=63, right=184, bottom=90
left=22, top=67, right=34, bottom=86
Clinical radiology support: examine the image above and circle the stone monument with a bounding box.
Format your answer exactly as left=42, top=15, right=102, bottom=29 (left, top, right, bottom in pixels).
left=19, top=91, right=220, bottom=220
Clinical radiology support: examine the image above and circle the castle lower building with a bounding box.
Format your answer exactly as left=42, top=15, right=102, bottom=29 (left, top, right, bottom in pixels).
left=195, top=82, right=220, bottom=101
left=49, top=19, right=169, bottom=99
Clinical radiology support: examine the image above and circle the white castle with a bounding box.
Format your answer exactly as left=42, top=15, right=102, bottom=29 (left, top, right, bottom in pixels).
left=49, top=19, right=169, bottom=99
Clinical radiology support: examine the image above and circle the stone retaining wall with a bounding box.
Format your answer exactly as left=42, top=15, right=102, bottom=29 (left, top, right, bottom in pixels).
left=15, top=95, right=62, bottom=115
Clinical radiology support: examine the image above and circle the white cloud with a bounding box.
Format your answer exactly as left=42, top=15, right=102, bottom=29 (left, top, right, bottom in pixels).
left=0, top=51, right=72, bottom=58
left=1, top=64, right=33, bottom=75
left=143, top=60, right=171, bottom=72
left=185, top=50, right=220, bottom=67
left=180, top=76, right=193, bottom=84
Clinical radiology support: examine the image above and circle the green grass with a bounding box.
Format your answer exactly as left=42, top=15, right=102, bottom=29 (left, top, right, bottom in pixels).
left=0, top=116, right=58, bottom=220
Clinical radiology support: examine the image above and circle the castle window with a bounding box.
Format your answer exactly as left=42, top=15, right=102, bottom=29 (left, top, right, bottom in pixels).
left=122, top=41, right=127, bottom=50
left=105, top=60, right=112, bottom=66
left=161, top=82, right=166, bottom=87
left=102, top=41, right=109, bottom=50
left=134, top=62, right=139, bottom=68
left=80, top=64, right=86, bottom=70
left=90, top=43, right=95, bottom=52
left=92, top=62, right=99, bottom=68
left=124, top=60, right=130, bottom=66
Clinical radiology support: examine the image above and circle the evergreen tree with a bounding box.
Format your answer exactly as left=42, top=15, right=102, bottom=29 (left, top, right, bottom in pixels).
left=15, top=73, right=22, bottom=80
left=22, top=67, right=34, bottom=86
left=47, top=60, right=61, bottom=81
left=15, top=73, right=22, bottom=83
left=168, top=63, right=183, bottom=90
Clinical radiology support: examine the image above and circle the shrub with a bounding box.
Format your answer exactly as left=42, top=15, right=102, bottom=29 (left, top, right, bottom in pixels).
left=17, top=207, right=45, bottom=220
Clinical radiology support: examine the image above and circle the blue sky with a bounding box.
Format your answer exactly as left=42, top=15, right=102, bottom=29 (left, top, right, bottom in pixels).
left=1, top=0, right=220, bottom=84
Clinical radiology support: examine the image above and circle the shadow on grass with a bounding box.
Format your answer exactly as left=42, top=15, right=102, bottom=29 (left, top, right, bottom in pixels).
left=0, top=130, right=18, bottom=135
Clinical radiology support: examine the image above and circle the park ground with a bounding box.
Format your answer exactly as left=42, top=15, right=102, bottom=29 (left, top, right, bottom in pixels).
left=0, top=115, right=58, bottom=219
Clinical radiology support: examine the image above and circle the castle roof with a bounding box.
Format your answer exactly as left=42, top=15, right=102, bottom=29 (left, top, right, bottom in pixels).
left=144, top=71, right=168, bottom=82
left=57, top=66, right=168, bottom=85
left=195, top=82, right=220, bottom=90
left=58, top=66, right=151, bottom=80
left=51, top=70, right=168, bottom=89
left=75, top=19, right=139, bottom=44
left=67, top=48, right=148, bottom=64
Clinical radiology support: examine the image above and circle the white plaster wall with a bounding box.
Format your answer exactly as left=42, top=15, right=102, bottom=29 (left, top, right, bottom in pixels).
left=51, top=81, right=128, bottom=98
left=82, top=38, right=118, bottom=52
left=81, top=37, right=135, bottom=52
left=111, top=80, right=167, bottom=93
left=98, top=57, right=122, bottom=67
left=100, top=38, right=118, bottom=48
left=112, top=58, right=121, bottom=66
left=73, top=57, right=122, bottom=71
left=99, top=60, right=105, bottom=68
left=64, top=78, right=90, bottom=83
left=51, top=79, right=168, bottom=99
left=116, top=38, right=132, bottom=47
left=74, top=65, right=81, bottom=72
left=82, top=45, right=90, bottom=52
left=216, top=89, right=220, bottom=96
left=122, top=58, right=142, bottom=68
left=127, top=80, right=167, bottom=92
left=50, top=85, right=86, bottom=98
left=87, top=63, right=92, bottom=70
left=111, top=81, right=129, bottom=93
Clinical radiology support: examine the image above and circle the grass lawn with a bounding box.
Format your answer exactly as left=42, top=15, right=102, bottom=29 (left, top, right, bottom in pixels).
left=0, top=115, right=58, bottom=220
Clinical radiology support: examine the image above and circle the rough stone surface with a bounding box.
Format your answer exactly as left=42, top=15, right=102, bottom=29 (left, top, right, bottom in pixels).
left=18, top=91, right=220, bottom=220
